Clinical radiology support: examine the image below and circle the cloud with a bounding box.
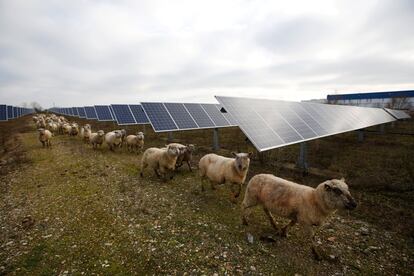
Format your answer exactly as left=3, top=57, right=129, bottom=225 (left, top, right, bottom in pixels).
left=0, top=0, right=413, bottom=107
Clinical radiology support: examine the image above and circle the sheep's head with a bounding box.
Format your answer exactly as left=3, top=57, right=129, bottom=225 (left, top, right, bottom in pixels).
left=166, top=144, right=181, bottom=157
left=97, top=130, right=105, bottom=136
left=320, top=178, right=357, bottom=211
left=113, top=131, right=122, bottom=139
left=120, top=129, right=126, bottom=136
left=186, top=144, right=195, bottom=153
left=137, top=132, right=144, bottom=140
left=38, top=128, right=45, bottom=135
left=232, top=152, right=253, bottom=172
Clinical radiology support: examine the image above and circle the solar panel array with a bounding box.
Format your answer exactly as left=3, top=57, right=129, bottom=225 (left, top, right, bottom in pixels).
left=77, top=107, right=86, bottom=118
left=111, top=105, right=137, bottom=125
left=0, top=105, right=35, bottom=121
left=216, top=96, right=397, bottom=152
left=94, top=105, right=114, bottom=121
left=384, top=108, right=411, bottom=120
left=84, top=106, right=98, bottom=119
left=141, top=102, right=235, bottom=132
left=129, top=104, right=150, bottom=124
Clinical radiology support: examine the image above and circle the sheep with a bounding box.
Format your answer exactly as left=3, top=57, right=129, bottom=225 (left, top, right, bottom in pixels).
left=70, top=123, right=79, bottom=136
left=168, top=143, right=195, bottom=172
left=62, top=123, right=72, bottom=135
left=80, top=124, right=92, bottom=143
left=89, top=130, right=105, bottom=149
left=241, top=174, right=357, bottom=258
left=199, top=152, right=252, bottom=202
left=38, top=128, right=52, bottom=148
left=105, top=130, right=123, bottom=151
left=125, top=132, right=144, bottom=153
left=140, top=144, right=181, bottom=181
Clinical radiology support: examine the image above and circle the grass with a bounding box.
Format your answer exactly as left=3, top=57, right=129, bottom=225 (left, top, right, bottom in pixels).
left=0, top=115, right=413, bottom=275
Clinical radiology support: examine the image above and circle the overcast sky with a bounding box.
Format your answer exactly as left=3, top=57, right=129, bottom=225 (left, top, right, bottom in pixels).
left=0, top=0, right=413, bottom=108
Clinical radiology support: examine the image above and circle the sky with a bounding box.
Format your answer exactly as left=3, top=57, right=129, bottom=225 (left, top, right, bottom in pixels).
left=0, top=0, right=413, bottom=108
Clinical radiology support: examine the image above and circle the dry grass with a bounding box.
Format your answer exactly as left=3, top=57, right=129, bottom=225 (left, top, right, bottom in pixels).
left=0, top=115, right=413, bottom=275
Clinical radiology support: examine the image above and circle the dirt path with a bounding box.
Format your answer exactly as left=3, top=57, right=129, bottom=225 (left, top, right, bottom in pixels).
left=0, top=119, right=413, bottom=275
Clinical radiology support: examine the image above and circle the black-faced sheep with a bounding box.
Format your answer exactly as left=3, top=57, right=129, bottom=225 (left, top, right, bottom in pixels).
left=199, top=152, right=252, bottom=202
left=241, top=174, right=357, bottom=257
left=140, top=144, right=181, bottom=181
left=38, top=128, right=52, bottom=148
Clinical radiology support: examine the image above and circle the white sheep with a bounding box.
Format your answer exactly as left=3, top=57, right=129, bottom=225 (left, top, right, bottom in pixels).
left=125, top=132, right=144, bottom=153
left=199, top=152, right=252, bottom=201
left=89, top=130, right=105, bottom=149
left=241, top=174, right=357, bottom=257
left=80, top=124, right=92, bottom=143
left=70, top=123, right=79, bottom=136
left=168, top=143, right=195, bottom=171
left=38, top=128, right=52, bottom=148
left=140, top=144, right=181, bottom=181
left=62, top=123, right=72, bottom=135
left=105, top=130, right=123, bottom=151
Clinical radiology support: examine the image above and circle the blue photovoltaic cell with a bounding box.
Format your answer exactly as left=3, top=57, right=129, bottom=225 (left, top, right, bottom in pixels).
left=183, top=103, right=215, bottom=128
left=84, top=106, right=98, bottom=119
left=111, top=104, right=136, bottom=125
left=0, top=105, right=7, bottom=121
left=201, top=104, right=230, bottom=127
left=164, top=103, right=198, bottom=129
left=77, top=107, right=86, bottom=118
left=129, top=104, right=149, bottom=124
left=13, top=107, right=18, bottom=118
left=72, top=107, right=79, bottom=116
left=141, top=102, right=177, bottom=131
left=7, top=106, right=13, bottom=119
left=94, top=105, right=114, bottom=121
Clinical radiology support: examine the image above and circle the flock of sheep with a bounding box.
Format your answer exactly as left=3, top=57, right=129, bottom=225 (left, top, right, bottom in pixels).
left=33, top=113, right=357, bottom=258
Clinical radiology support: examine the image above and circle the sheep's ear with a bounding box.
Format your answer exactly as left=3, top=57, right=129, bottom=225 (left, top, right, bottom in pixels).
left=248, top=152, right=253, bottom=158
left=231, top=152, right=237, bottom=157
left=340, top=177, right=345, bottom=182
left=324, top=182, right=332, bottom=191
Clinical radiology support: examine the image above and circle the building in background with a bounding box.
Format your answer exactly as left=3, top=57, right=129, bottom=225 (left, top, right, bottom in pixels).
left=327, top=90, right=414, bottom=110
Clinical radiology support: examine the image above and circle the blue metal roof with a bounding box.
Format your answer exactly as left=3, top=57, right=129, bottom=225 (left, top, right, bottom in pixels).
left=327, top=90, right=414, bottom=101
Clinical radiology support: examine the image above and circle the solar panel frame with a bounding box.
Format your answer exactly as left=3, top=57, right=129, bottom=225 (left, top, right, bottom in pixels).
left=94, top=105, right=114, bottom=121
left=384, top=108, right=411, bottom=120
left=84, top=106, right=98, bottom=119
left=111, top=104, right=137, bottom=125
left=72, top=107, right=79, bottom=117
left=141, top=102, right=178, bottom=132
left=7, top=106, right=13, bottom=119
left=164, top=103, right=199, bottom=130
left=129, top=104, right=150, bottom=124
left=77, top=107, right=86, bottom=118
left=216, top=96, right=396, bottom=152
left=0, top=105, right=7, bottom=121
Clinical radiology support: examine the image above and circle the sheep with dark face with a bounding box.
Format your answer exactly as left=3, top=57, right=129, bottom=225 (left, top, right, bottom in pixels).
left=199, top=152, right=252, bottom=202
left=90, top=130, right=105, bottom=149
left=241, top=175, right=357, bottom=257
left=38, top=128, right=52, bottom=148
left=140, top=144, right=181, bottom=181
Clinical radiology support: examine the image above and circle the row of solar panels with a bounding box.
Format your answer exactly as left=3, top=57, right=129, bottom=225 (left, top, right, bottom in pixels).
left=0, top=105, right=35, bottom=121
left=48, top=103, right=236, bottom=132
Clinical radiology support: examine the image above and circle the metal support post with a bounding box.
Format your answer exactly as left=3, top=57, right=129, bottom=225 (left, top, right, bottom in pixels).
left=357, top=130, right=364, bottom=142
left=213, top=128, right=220, bottom=150
left=297, top=142, right=308, bottom=172
left=167, top=132, right=173, bottom=143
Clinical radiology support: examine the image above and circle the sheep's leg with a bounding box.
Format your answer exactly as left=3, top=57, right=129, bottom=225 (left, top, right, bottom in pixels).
left=304, top=225, right=323, bottom=260
left=229, top=182, right=241, bottom=203
left=281, top=219, right=296, bottom=237
left=241, top=202, right=257, bottom=226
left=210, top=180, right=217, bottom=190
left=263, top=207, right=280, bottom=232
left=140, top=162, right=148, bottom=178
left=41, top=141, right=45, bottom=148
left=186, top=161, right=192, bottom=172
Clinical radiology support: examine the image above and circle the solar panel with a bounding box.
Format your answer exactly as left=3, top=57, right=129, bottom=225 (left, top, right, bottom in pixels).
left=77, top=107, right=86, bottom=118
left=13, top=107, right=18, bottom=118
left=141, top=103, right=177, bottom=132
left=164, top=103, right=198, bottom=129
left=216, top=96, right=397, bottom=152
left=84, top=106, right=98, bottom=119
left=384, top=108, right=411, bottom=120
left=184, top=103, right=215, bottom=128
left=129, top=104, right=150, bottom=124
left=111, top=104, right=137, bottom=125
left=94, top=105, right=114, bottom=121
left=7, top=106, right=13, bottom=119
left=72, top=107, right=79, bottom=117
left=0, top=105, right=7, bottom=121
left=201, top=104, right=231, bottom=127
